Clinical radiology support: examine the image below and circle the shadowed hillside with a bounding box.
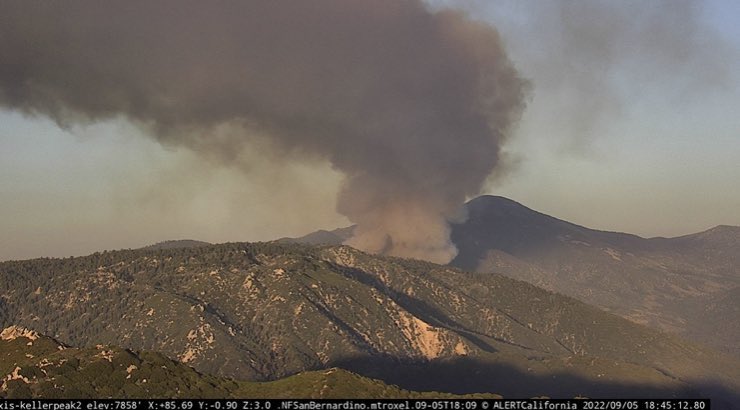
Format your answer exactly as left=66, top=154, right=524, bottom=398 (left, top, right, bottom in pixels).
left=449, top=196, right=740, bottom=356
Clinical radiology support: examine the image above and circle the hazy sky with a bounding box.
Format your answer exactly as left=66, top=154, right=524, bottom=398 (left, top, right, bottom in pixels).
left=1, top=0, right=739, bottom=261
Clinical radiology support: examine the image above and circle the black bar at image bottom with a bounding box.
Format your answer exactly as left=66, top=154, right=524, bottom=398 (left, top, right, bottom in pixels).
left=0, top=399, right=712, bottom=410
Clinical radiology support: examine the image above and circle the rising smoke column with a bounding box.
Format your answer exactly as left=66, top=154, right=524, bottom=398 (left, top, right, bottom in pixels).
left=0, top=1, right=526, bottom=263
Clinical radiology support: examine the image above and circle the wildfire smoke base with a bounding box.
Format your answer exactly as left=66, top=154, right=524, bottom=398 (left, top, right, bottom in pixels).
left=0, top=1, right=526, bottom=263
left=341, top=198, right=465, bottom=264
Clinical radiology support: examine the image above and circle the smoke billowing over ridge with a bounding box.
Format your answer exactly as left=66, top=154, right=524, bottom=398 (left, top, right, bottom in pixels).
left=0, top=1, right=526, bottom=263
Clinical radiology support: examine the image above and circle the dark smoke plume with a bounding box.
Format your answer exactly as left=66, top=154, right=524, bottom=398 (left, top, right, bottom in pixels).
left=0, top=1, right=526, bottom=263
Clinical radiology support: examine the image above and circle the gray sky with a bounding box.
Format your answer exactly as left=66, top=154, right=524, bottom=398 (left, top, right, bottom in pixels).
left=464, top=0, right=740, bottom=237
left=1, top=0, right=739, bottom=261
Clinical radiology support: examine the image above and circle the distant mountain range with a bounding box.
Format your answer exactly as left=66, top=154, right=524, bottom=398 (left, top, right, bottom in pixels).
left=280, top=226, right=355, bottom=246
left=1, top=241, right=739, bottom=403
left=285, top=196, right=740, bottom=358
left=140, top=240, right=212, bottom=251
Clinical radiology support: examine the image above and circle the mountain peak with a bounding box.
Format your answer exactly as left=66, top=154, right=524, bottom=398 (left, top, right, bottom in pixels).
left=672, top=224, right=740, bottom=242
left=466, top=195, right=526, bottom=210
left=708, top=224, right=740, bottom=232
left=462, top=196, right=555, bottom=223
left=467, top=194, right=518, bottom=203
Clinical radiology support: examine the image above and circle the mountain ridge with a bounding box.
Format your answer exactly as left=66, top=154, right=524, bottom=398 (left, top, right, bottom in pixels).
left=1, top=241, right=738, bottom=403
left=284, top=195, right=739, bottom=358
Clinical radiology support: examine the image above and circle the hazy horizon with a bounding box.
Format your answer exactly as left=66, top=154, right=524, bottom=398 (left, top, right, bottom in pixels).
left=2, top=0, right=739, bottom=261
